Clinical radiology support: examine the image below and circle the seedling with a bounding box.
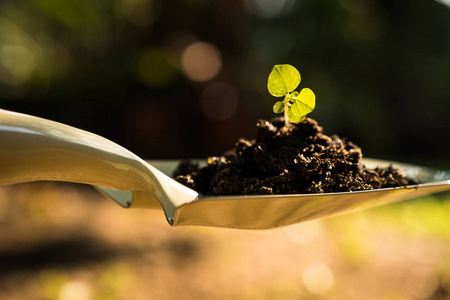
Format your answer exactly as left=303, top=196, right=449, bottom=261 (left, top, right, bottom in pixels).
left=268, top=64, right=315, bottom=127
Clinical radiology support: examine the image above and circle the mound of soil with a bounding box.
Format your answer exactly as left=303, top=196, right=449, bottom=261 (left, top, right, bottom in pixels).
left=174, top=117, right=416, bottom=196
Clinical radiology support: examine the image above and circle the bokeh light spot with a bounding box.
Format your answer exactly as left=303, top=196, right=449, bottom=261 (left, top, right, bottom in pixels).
left=59, top=280, right=92, bottom=300
left=0, top=45, right=35, bottom=86
left=244, top=0, right=295, bottom=18
left=200, top=82, right=238, bottom=121
left=117, top=0, right=162, bottom=27
left=181, top=41, right=222, bottom=82
left=137, top=47, right=177, bottom=88
left=283, top=221, right=322, bottom=245
left=302, top=262, right=334, bottom=295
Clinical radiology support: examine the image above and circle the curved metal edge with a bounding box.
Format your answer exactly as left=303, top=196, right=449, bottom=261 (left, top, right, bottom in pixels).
left=153, top=159, right=449, bottom=229
left=173, top=181, right=450, bottom=229
left=0, top=109, right=197, bottom=226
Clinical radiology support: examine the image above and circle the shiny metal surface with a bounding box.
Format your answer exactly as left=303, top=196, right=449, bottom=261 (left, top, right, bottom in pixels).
left=0, top=109, right=198, bottom=223
left=0, top=109, right=448, bottom=229
left=151, top=160, right=450, bottom=229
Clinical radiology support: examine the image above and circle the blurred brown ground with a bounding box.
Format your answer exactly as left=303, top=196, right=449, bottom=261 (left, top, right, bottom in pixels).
left=0, top=182, right=448, bottom=300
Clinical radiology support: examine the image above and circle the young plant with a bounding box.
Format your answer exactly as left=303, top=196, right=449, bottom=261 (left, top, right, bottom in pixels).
left=268, top=64, right=316, bottom=127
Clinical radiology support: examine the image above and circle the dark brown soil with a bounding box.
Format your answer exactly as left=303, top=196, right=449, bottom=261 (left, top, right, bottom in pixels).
left=174, top=117, right=417, bottom=196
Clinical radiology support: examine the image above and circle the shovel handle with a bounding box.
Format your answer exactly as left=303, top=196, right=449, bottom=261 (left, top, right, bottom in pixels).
left=0, top=109, right=158, bottom=208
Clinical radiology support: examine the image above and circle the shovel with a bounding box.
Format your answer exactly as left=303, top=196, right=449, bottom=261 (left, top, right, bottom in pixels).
left=0, top=109, right=448, bottom=229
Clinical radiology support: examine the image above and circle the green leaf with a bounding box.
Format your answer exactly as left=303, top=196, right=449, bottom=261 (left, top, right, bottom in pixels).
left=273, top=101, right=285, bottom=113
left=287, top=91, right=299, bottom=103
left=287, top=108, right=305, bottom=123
left=267, top=64, right=301, bottom=97
left=291, top=88, right=315, bottom=116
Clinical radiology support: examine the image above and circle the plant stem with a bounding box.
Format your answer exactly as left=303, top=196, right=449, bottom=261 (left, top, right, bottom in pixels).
left=284, top=95, right=289, bottom=127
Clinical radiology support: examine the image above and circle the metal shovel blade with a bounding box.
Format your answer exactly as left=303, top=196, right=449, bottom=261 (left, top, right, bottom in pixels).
left=98, top=159, right=450, bottom=229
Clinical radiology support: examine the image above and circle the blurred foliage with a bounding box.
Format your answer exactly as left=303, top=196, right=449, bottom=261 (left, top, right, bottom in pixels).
left=1, top=3, right=448, bottom=297
left=0, top=0, right=449, bottom=164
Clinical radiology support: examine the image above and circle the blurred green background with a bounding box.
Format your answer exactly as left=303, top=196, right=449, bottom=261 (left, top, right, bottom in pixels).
left=1, top=0, right=449, bottom=167
left=0, top=1, right=449, bottom=299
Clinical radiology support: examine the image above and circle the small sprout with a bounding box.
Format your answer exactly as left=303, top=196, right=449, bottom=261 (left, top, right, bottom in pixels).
left=268, top=64, right=316, bottom=127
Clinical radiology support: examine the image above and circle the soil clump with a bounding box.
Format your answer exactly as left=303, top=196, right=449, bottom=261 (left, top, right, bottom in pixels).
left=174, top=117, right=416, bottom=196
